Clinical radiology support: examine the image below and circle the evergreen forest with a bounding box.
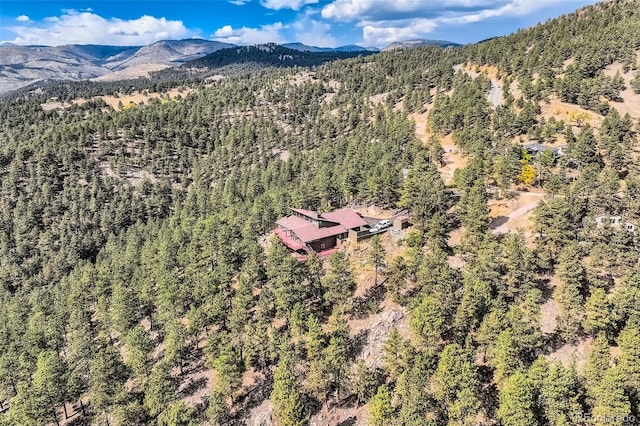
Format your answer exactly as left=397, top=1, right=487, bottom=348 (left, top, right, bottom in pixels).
left=1, top=1, right=640, bottom=425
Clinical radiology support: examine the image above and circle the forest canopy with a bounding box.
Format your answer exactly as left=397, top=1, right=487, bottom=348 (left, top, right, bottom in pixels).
left=1, top=0, right=640, bottom=425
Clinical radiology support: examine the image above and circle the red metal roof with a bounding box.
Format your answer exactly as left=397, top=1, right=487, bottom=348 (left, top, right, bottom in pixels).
left=276, top=215, right=347, bottom=243
left=321, top=209, right=368, bottom=230
left=277, top=215, right=315, bottom=232
left=290, top=208, right=320, bottom=220
left=297, top=224, right=347, bottom=242
left=276, top=208, right=366, bottom=250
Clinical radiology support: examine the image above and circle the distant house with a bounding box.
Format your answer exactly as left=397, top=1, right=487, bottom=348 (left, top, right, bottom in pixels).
left=595, top=215, right=636, bottom=233
left=275, top=208, right=368, bottom=254
left=523, top=143, right=565, bottom=158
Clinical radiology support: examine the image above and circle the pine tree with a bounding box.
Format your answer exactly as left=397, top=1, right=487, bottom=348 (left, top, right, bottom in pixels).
left=572, top=125, right=600, bottom=167
left=492, top=152, right=519, bottom=197
left=289, top=302, right=308, bottom=339
left=303, top=250, right=324, bottom=308
left=584, top=333, right=611, bottom=403
left=555, top=244, right=585, bottom=341
left=110, top=282, right=138, bottom=335
left=90, top=344, right=127, bottom=425
left=539, top=362, right=582, bottom=425
left=124, top=325, right=153, bottom=378
left=591, top=366, right=632, bottom=426
left=157, top=401, right=197, bottom=426
left=7, top=383, right=39, bottom=426
left=459, top=181, right=490, bottom=251
left=612, top=268, right=640, bottom=324
left=350, top=360, right=377, bottom=406
left=213, top=345, right=243, bottom=402
left=206, top=391, right=229, bottom=426
left=506, top=289, right=544, bottom=357
left=305, top=313, right=325, bottom=361
left=305, top=357, right=331, bottom=406
left=164, top=320, right=188, bottom=374
left=385, top=256, right=408, bottom=303
left=582, top=288, right=614, bottom=337
left=487, top=329, right=521, bottom=385
left=369, top=385, right=394, bottom=426
left=617, top=321, right=640, bottom=392
left=271, top=350, right=306, bottom=426
left=399, top=156, right=449, bottom=229
left=416, top=245, right=459, bottom=319
left=321, top=251, right=355, bottom=309
left=368, top=235, right=386, bottom=286
left=432, top=344, right=479, bottom=408
left=382, top=329, right=413, bottom=381
left=532, top=197, right=577, bottom=263
left=409, top=295, right=444, bottom=348
left=497, top=371, right=536, bottom=426
left=501, top=232, right=536, bottom=301
left=31, top=350, right=66, bottom=425
left=144, top=361, right=175, bottom=418
left=267, top=239, right=304, bottom=317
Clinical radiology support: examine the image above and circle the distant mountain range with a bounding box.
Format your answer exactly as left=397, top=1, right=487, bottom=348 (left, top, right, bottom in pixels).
left=183, top=43, right=376, bottom=73
left=382, top=39, right=461, bottom=51
left=282, top=42, right=379, bottom=53
left=0, top=39, right=234, bottom=93
left=0, top=38, right=457, bottom=93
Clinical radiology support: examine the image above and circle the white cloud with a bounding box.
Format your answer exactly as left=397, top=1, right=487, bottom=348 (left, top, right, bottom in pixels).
left=322, top=0, right=591, bottom=46
left=363, top=18, right=438, bottom=46
left=16, top=15, right=30, bottom=23
left=292, top=15, right=337, bottom=47
left=3, top=11, right=193, bottom=46
left=322, top=0, right=575, bottom=22
left=213, top=22, right=287, bottom=45
left=229, top=0, right=250, bottom=5
left=260, top=0, right=319, bottom=11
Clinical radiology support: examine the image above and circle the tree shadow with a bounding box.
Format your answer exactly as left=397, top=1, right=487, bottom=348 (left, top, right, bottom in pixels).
left=477, top=371, right=499, bottom=421
left=181, top=345, right=206, bottom=376
left=489, top=215, right=509, bottom=229
left=337, top=416, right=357, bottom=426
left=541, top=331, right=566, bottom=353
left=537, top=276, right=553, bottom=299
left=177, top=376, right=208, bottom=399
left=351, top=329, right=371, bottom=358
left=349, top=283, right=385, bottom=320
left=231, top=371, right=274, bottom=425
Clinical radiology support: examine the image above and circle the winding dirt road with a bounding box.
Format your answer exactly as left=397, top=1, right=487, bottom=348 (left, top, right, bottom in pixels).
left=491, top=200, right=540, bottom=235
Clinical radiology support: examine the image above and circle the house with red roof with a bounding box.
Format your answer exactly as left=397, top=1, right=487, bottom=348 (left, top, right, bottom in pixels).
left=275, top=208, right=368, bottom=254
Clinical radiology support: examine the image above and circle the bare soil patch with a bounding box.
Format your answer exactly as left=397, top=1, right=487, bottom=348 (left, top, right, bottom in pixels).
left=603, top=60, right=640, bottom=120
left=99, top=87, right=193, bottom=109
left=547, top=338, right=593, bottom=372
left=91, top=63, right=171, bottom=82
left=409, top=111, right=467, bottom=184
left=540, top=97, right=604, bottom=129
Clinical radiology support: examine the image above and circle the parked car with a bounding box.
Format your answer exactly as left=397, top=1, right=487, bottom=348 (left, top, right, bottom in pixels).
left=369, top=219, right=392, bottom=233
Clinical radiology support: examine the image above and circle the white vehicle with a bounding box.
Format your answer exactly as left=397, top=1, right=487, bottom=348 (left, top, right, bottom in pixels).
left=369, top=219, right=392, bottom=232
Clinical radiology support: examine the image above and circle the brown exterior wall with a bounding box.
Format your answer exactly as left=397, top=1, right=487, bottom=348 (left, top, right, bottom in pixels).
left=308, top=236, right=337, bottom=252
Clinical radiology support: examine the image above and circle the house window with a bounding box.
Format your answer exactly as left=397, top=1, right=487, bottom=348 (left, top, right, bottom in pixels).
left=321, top=243, right=326, bottom=249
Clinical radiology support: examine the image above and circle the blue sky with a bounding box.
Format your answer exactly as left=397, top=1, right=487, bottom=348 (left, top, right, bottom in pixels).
left=0, top=0, right=600, bottom=48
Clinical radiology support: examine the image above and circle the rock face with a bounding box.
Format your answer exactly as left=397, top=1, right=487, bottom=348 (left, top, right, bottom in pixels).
left=0, top=39, right=234, bottom=93
left=359, top=308, right=409, bottom=368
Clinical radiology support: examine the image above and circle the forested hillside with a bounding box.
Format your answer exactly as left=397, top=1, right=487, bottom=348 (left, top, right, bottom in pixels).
left=1, top=1, right=640, bottom=425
